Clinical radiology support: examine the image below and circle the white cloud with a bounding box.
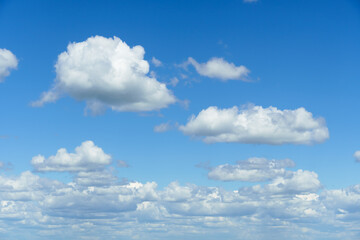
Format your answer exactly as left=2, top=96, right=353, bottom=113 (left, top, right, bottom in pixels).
left=0, top=48, right=18, bottom=82
left=151, top=57, right=162, bottom=67
left=187, top=57, right=249, bottom=81
left=31, top=36, right=176, bottom=112
left=154, top=122, right=172, bottom=133
left=208, top=157, right=295, bottom=182
left=31, top=141, right=111, bottom=172
left=354, top=151, right=360, bottom=162
left=179, top=105, right=329, bottom=145
left=243, top=0, right=258, bottom=3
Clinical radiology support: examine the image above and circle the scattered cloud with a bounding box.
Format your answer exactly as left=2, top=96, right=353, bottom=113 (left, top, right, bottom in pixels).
left=0, top=48, right=18, bottom=82
left=186, top=57, right=249, bottom=81
left=154, top=122, right=172, bottom=133
left=31, top=36, right=176, bottom=113
left=179, top=105, right=329, bottom=145
left=168, top=77, right=179, bottom=87
left=151, top=57, right=162, bottom=67
left=208, top=157, right=295, bottom=182
left=31, top=140, right=111, bottom=172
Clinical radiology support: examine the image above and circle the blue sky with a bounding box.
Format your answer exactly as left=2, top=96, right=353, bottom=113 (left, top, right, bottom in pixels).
left=1, top=0, right=360, bottom=239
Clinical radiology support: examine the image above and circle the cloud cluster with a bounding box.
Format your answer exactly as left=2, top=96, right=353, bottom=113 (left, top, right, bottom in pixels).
left=0, top=166, right=354, bottom=240
left=179, top=105, right=329, bottom=145
left=208, top=157, right=295, bottom=182
left=0, top=48, right=18, bottom=82
left=0, top=141, right=358, bottom=239
left=187, top=57, right=249, bottom=81
left=32, top=36, right=176, bottom=113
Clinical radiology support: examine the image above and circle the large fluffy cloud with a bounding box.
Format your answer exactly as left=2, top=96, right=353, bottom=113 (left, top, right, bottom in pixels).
left=208, top=157, right=295, bottom=182
left=31, top=36, right=176, bottom=112
left=187, top=57, right=249, bottom=81
left=0, top=48, right=18, bottom=82
left=31, top=141, right=111, bottom=172
left=179, top=105, right=329, bottom=145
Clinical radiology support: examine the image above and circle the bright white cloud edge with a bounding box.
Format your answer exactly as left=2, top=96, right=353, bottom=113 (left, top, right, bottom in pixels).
left=179, top=105, right=329, bottom=145
left=31, top=36, right=176, bottom=113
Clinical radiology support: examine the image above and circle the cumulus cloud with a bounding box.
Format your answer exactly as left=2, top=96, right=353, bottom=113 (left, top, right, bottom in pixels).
left=179, top=105, right=329, bottom=145
left=31, top=36, right=176, bottom=113
left=187, top=57, right=249, bottom=81
left=208, top=157, right=295, bottom=182
left=0, top=48, right=18, bottom=82
left=31, top=141, right=111, bottom=172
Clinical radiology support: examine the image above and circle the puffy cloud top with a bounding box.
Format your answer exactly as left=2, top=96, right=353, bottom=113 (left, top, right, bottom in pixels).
left=179, top=105, right=329, bottom=145
left=208, top=157, right=295, bottom=182
left=187, top=57, right=249, bottom=81
left=32, top=36, right=176, bottom=112
left=31, top=141, right=111, bottom=172
left=0, top=49, right=18, bottom=82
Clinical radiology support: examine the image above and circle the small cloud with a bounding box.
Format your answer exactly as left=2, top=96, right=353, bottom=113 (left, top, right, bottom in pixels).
left=168, top=77, right=179, bottom=87
left=195, top=161, right=212, bottom=170
left=154, top=122, right=172, bottom=133
left=0, top=161, right=13, bottom=171
left=179, top=99, right=190, bottom=110
left=243, top=0, right=258, bottom=3
left=117, top=160, right=129, bottom=168
left=217, top=40, right=228, bottom=49
left=151, top=57, right=162, bottom=67
left=186, top=57, right=250, bottom=81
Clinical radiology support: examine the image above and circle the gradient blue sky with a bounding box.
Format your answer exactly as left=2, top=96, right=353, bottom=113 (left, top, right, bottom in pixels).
left=1, top=0, right=360, bottom=239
